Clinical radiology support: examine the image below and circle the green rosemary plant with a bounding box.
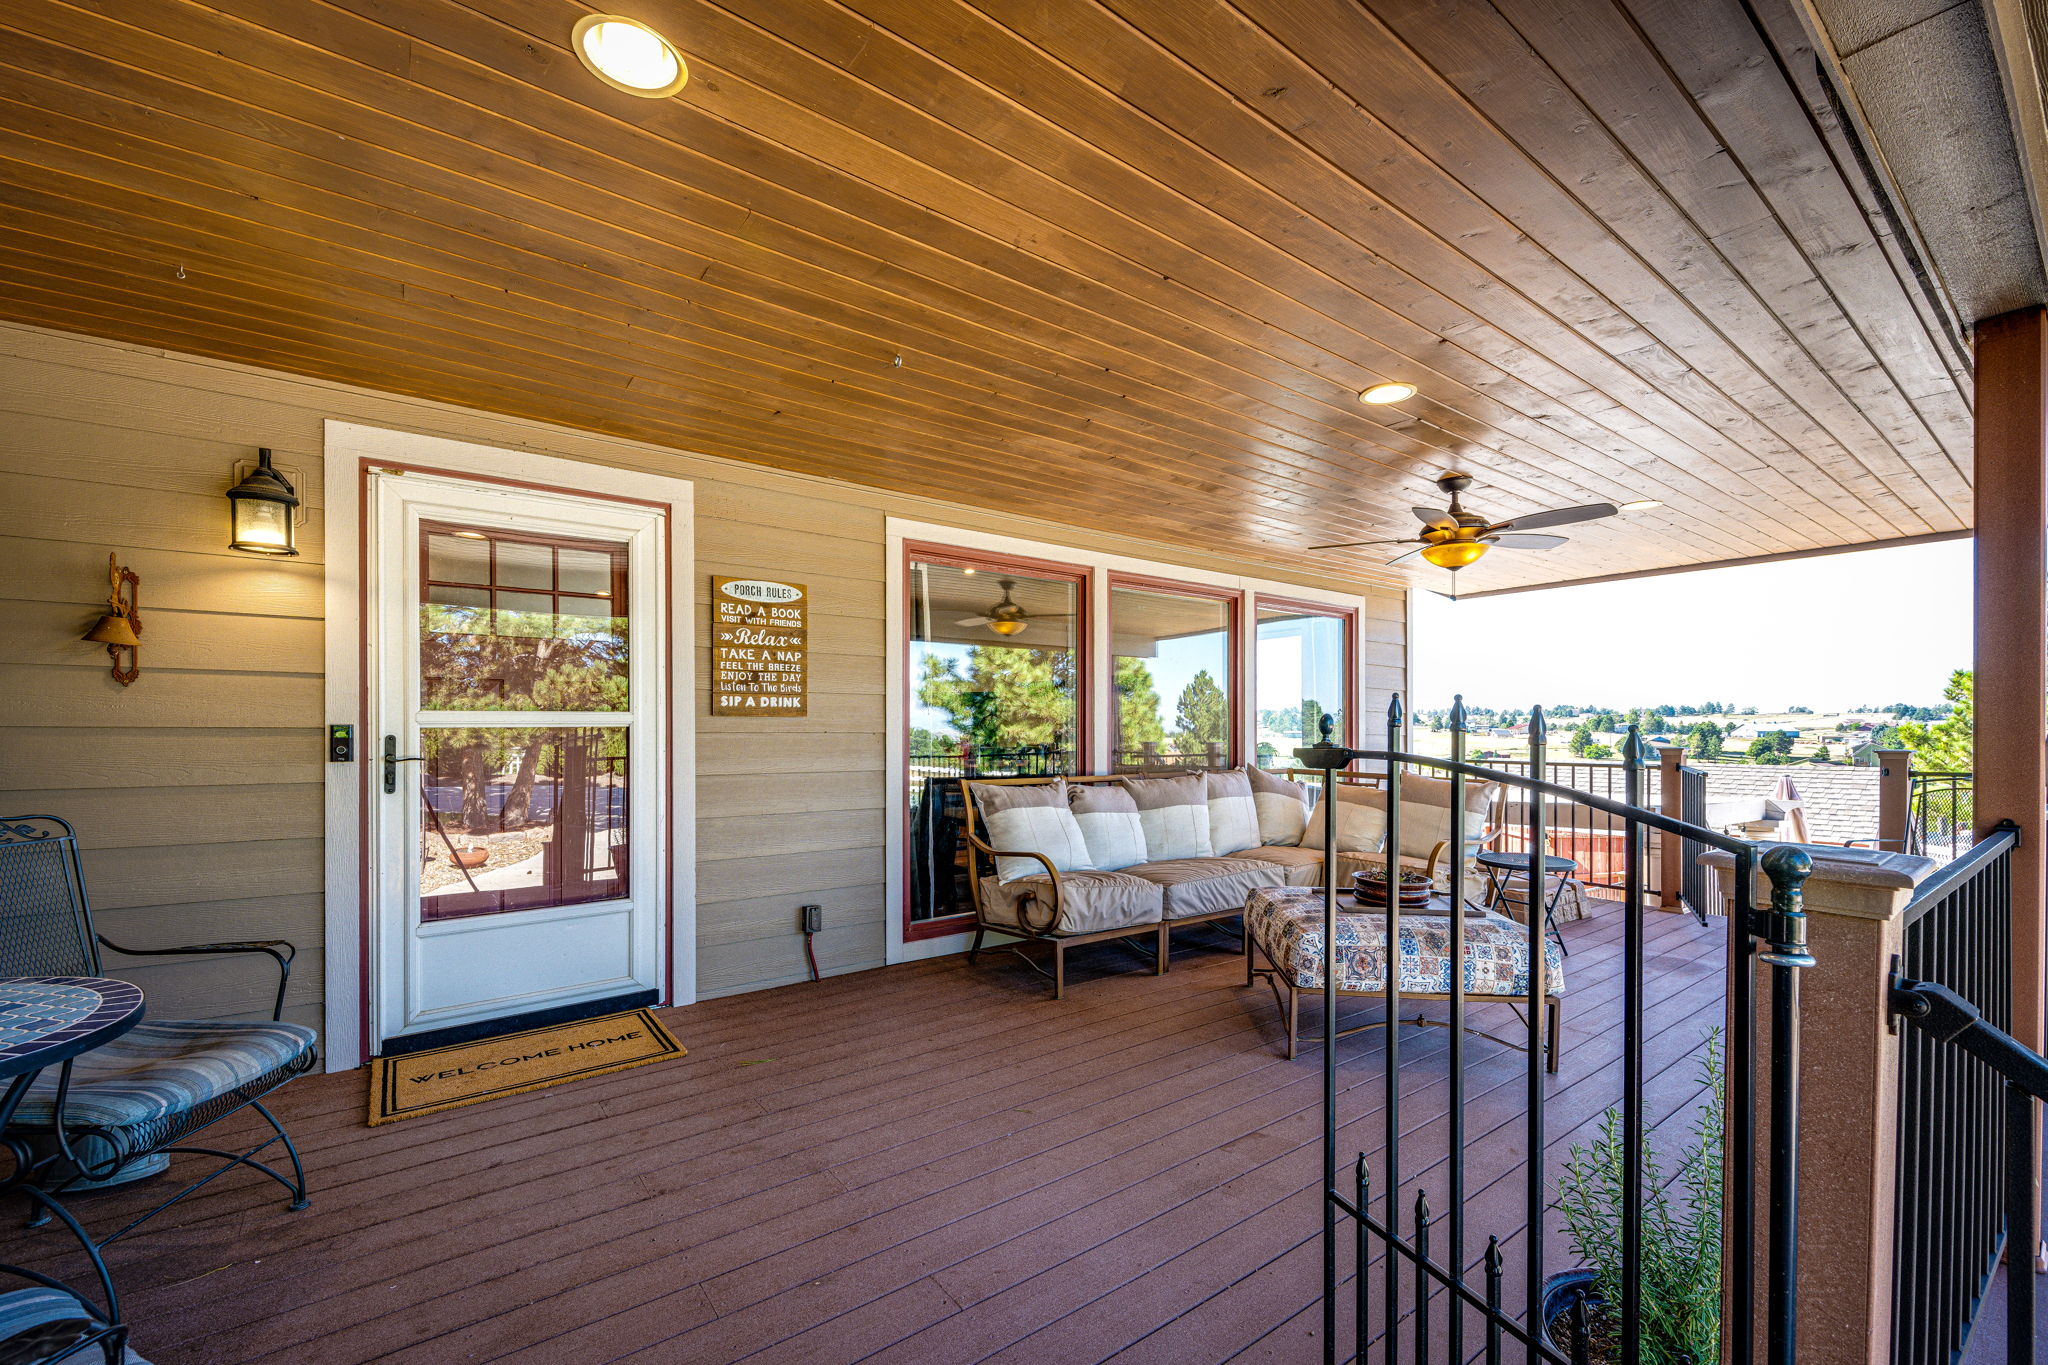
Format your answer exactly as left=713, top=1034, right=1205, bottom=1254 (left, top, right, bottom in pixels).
left=1552, top=1031, right=1724, bottom=1364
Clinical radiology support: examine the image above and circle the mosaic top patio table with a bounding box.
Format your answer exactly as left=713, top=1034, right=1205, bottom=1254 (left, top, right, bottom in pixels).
left=0, top=976, right=144, bottom=1364
left=1242, top=886, right=1565, bottom=1069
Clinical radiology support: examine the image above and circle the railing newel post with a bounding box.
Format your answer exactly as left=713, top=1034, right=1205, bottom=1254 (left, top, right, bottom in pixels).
left=1758, top=844, right=1816, bottom=1365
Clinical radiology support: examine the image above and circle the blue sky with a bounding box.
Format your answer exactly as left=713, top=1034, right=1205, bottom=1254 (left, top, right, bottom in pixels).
left=1411, top=538, right=1973, bottom=712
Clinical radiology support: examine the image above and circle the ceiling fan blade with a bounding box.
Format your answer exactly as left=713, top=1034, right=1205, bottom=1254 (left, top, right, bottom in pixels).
left=1305, top=538, right=1412, bottom=551
left=953, top=616, right=995, bottom=627
left=1385, top=545, right=1429, bottom=567
left=1487, top=502, right=1618, bottom=533
left=1487, top=533, right=1568, bottom=550
left=1412, top=506, right=1454, bottom=526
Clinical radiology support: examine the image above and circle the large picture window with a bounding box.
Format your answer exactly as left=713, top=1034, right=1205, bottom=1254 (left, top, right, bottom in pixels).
left=904, top=549, right=1088, bottom=928
left=1109, top=578, right=1238, bottom=771
left=1254, top=598, right=1356, bottom=765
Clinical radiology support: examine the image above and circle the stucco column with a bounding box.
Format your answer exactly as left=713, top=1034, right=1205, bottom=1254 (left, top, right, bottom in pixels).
left=1974, top=308, right=2048, bottom=1264
left=1658, top=745, right=1684, bottom=910
left=1703, top=844, right=1935, bottom=1365
left=1873, top=748, right=1911, bottom=853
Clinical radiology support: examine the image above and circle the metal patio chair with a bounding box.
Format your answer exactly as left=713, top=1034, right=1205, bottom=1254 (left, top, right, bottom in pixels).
left=0, top=816, right=317, bottom=1321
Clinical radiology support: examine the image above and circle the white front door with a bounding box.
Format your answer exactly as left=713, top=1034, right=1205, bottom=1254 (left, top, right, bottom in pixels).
left=366, top=469, right=666, bottom=1046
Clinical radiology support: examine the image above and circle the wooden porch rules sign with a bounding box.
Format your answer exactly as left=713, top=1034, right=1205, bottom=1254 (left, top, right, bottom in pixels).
left=711, top=577, right=809, bottom=716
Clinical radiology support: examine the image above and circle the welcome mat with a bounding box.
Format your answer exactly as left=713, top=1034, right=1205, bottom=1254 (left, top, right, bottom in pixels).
left=367, top=1008, right=684, bottom=1126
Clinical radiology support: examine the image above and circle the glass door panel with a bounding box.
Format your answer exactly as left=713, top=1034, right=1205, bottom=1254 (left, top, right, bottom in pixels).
left=1255, top=602, right=1352, bottom=766
left=419, top=726, right=630, bottom=922
left=1110, top=582, right=1235, bottom=771
left=905, top=556, right=1084, bottom=925
left=417, top=522, right=631, bottom=923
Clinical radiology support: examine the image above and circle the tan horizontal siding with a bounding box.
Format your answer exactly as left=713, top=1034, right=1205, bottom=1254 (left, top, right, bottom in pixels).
left=0, top=319, right=1405, bottom=1046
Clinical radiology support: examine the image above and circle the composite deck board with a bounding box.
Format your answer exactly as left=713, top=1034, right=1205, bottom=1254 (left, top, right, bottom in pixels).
left=0, top=905, right=1729, bottom=1364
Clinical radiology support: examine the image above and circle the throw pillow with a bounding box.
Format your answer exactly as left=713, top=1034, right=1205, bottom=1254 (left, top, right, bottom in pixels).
left=1120, top=773, right=1214, bottom=861
left=1248, top=765, right=1315, bottom=845
left=1068, top=782, right=1149, bottom=871
left=969, top=779, right=1096, bottom=883
left=1205, top=769, right=1260, bottom=855
left=1297, top=781, right=1389, bottom=853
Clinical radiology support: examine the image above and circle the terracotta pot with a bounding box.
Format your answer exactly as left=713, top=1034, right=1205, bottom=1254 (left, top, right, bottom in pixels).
left=453, top=846, right=491, bottom=869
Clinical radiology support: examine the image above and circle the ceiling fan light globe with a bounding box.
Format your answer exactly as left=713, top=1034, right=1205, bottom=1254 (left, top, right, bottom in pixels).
left=1419, top=540, right=1488, bottom=570
left=988, top=618, right=1027, bottom=636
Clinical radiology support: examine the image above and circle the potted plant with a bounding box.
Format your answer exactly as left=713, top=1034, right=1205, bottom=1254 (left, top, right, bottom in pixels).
left=1546, top=1032, right=1724, bottom=1363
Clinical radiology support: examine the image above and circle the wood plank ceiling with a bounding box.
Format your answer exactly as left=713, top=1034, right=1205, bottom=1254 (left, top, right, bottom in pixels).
left=0, top=0, right=1977, bottom=590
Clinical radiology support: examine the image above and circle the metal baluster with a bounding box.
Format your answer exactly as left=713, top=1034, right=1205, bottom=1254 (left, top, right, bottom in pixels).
left=2006, top=1081, right=2036, bottom=1365
left=1356, top=1156, right=1371, bottom=1365
left=1758, top=845, right=1816, bottom=1365
left=1384, top=695, right=1404, bottom=1364
left=1525, top=705, right=1548, bottom=1361
left=1730, top=846, right=1758, bottom=1357
left=1414, top=1189, right=1431, bottom=1365
left=1485, top=1237, right=1504, bottom=1365
left=1448, top=696, right=1470, bottom=1365
left=1321, top=742, right=1342, bottom=1365
left=1568, top=1298, right=1593, bottom=1365
left=1621, top=727, right=1645, bottom=1364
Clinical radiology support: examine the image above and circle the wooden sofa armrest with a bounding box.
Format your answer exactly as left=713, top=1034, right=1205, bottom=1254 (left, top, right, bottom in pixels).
left=960, top=828, right=1066, bottom=935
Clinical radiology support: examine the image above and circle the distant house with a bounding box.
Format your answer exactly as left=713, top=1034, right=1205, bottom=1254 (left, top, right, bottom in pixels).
left=1729, top=722, right=1800, bottom=742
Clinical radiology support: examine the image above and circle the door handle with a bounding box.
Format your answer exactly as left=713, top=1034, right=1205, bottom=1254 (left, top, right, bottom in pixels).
left=382, top=734, right=425, bottom=794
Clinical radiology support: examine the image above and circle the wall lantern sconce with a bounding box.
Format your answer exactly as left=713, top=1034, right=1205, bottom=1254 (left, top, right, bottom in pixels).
left=83, top=553, right=142, bottom=686
left=227, top=448, right=300, bottom=555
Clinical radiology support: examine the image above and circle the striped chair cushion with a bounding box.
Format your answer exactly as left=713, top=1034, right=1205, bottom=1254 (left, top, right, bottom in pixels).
left=0, top=1285, right=147, bottom=1362
left=11, top=1019, right=317, bottom=1134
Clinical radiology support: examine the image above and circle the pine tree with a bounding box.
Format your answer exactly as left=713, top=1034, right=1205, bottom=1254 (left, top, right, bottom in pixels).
left=1896, top=669, right=1973, bottom=772
left=1174, top=670, right=1229, bottom=751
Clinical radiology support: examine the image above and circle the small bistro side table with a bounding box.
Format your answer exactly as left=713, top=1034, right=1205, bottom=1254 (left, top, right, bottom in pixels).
left=1474, top=850, right=1579, bottom=956
left=0, top=975, right=144, bottom=1361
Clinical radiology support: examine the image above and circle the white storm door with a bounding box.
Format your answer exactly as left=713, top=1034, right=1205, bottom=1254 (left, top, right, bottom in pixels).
left=367, top=470, right=665, bottom=1044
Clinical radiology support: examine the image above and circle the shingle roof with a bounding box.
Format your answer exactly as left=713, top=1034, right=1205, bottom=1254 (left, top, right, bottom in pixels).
left=1689, top=763, right=1879, bottom=845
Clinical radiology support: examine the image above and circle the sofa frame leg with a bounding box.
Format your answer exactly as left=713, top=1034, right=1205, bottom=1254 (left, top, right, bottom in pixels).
left=1052, top=941, right=1065, bottom=1001
left=1155, top=922, right=1170, bottom=974
left=967, top=926, right=985, bottom=964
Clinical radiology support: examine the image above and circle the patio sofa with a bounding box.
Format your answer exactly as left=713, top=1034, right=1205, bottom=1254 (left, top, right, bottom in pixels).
left=958, top=767, right=1501, bottom=997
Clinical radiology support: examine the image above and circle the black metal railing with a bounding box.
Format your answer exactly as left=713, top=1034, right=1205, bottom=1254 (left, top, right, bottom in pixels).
left=1891, top=824, right=2022, bottom=1365
left=908, top=746, right=1074, bottom=922
left=1297, top=695, right=1815, bottom=1364
left=1490, top=759, right=1663, bottom=893
left=1679, top=764, right=1724, bottom=923
left=1909, top=771, right=1976, bottom=863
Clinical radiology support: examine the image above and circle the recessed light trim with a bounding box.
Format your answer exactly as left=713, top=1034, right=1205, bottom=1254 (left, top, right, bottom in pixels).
left=1619, top=499, right=1664, bottom=512
left=1360, top=382, right=1418, bottom=405
left=572, top=14, right=688, bottom=98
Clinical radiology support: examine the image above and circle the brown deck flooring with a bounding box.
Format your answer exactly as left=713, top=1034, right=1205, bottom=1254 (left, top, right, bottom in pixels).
left=1, top=905, right=1729, bottom=1364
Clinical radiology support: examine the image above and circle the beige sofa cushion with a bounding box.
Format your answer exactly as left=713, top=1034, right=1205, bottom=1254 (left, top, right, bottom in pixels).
left=1126, top=856, right=1287, bottom=920
left=1248, top=766, right=1315, bottom=845
left=1205, top=769, right=1260, bottom=855
left=1067, top=782, right=1148, bottom=870
left=1120, top=773, right=1213, bottom=861
left=969, top=779, right=1095, bottom=883
left=1227, top=845, right=1325, bottom=887
left=1298, top=782, right=1388, bottom=853
left=977, top=869, right=1164, bottom=936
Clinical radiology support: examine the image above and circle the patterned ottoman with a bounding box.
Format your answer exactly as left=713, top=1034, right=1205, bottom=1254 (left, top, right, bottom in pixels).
left=1243, top=885, right=1565, bottom=1068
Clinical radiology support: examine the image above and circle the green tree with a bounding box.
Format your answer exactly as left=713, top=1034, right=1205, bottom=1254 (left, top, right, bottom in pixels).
left=1569, top=720, right=1597, bottom=757
left=1811, top=744, right=1832, bottom=765
left=1746, top=732, right=1792, bottom=764
left=918, top=646, right=1077, bottom=755
left=1174, top=670, right=1229, bottom=752
left=1684, top=720, right=1724, bottom=761
left=1897, top=670, right=1972, bottom=771
left=1113, top=657, right=1167, bottom=751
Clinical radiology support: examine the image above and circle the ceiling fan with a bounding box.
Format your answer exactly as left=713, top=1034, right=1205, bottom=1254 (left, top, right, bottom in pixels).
left=954, top=578, right=1068, bottom=637
left=1308, top=472, right=1619, bottom=573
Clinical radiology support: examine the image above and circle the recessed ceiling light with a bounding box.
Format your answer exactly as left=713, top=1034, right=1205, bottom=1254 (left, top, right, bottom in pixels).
left=1619, top=499, right=1663, bottom=512
left=1359, top=382, right=1418, bottom=405
left=572, top=15, right=688, bottom=98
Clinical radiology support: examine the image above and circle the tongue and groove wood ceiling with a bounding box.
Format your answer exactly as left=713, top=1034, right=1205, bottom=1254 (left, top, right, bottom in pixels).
left=0, top=0, right=1975, bottom=590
